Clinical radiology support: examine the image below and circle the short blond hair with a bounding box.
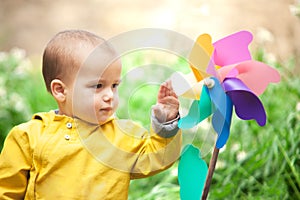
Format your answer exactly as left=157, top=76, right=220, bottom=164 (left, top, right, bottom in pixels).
left=42, top=30, right=105, bottom=92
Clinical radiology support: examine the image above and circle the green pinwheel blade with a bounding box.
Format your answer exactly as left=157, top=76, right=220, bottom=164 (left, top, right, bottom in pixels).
left=178, top=144, right=208, bottom=200
left=178, top=86, right=214, bottom=129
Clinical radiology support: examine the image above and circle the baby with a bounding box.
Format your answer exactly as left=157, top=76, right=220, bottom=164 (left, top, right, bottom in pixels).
left=0, top=30, right=181, bottom=199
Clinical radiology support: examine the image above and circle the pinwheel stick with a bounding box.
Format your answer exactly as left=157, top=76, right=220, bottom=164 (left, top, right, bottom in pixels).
left=201, top=146, right=220, bottom=200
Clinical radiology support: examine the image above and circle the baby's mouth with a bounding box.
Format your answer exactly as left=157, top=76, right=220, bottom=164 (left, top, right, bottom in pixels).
left=100, top=107, right=112, bottom=112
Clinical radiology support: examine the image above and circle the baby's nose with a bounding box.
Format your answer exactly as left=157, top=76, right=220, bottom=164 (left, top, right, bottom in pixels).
left=103, top=88, right=113, bottom=101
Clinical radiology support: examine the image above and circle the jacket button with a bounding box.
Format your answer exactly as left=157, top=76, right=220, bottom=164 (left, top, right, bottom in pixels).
left=64, top=134, right=71, bottom=140
left=66, top=122, right=72, bottom=129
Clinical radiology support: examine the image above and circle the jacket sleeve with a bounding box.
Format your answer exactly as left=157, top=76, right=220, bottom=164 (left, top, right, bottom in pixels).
left=130, top=114, right=182, bottom=179
left=0, top=126, right=33, bottom=199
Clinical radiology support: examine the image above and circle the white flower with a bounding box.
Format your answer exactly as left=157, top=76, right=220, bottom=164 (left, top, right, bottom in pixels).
left=10, top=48, right=26, bottom=60
left=0, top=52, right=7, bottom=62
left=231, top=143, right=240, bottom=152
left=236, top=151, right=247, bottom=162
left=296, top=102, right=300, bottom=111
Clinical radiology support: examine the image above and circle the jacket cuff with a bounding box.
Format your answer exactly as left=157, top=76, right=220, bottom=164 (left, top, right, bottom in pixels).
left=151, top=113, right=180, bottom=138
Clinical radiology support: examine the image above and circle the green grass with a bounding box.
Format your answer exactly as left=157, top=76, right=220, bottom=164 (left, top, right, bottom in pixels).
left=0, top=48, right=299, bottom=199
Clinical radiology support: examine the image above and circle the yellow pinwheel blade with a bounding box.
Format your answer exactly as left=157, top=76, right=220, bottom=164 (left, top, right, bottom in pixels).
left=189, top=34, right=214, bottom=82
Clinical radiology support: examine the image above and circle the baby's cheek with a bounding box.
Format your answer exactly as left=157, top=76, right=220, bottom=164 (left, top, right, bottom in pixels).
left=93, top=99, right=102, bottom=111
left=113, top=95, right=119, bottom=110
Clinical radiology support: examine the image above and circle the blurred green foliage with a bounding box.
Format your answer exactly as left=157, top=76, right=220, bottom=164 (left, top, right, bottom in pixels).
left=0, top=48, right=299, bottom=199
left=0, top=48, right=56, bottom=150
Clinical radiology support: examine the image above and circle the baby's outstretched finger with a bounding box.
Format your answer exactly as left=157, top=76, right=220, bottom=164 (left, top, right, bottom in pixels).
left=157, top=82, right=166, bottom=100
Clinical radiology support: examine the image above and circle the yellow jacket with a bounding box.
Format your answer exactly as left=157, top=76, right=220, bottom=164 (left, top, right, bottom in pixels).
left=0, top=111, right=181, bottom=199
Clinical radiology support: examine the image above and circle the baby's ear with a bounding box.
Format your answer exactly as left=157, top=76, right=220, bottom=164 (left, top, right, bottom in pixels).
left=50, top=79, right=67, bottom=102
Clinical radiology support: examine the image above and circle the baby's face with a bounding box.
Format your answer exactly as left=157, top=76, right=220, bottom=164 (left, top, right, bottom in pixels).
left=71, top=49, right=122, bottom=124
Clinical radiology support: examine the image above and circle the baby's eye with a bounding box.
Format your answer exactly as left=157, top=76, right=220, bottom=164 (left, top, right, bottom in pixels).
left=112, top=83, right=119, bottom=88
left=94, top=83, right=103, bottom=89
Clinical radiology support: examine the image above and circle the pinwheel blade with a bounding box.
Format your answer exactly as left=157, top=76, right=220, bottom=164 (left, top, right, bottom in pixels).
left=178, top=144, right=208, bottom=200
left=207, top=77, right=233, bottom=149
left=189, top=34, right=213, bottom=81
left=218, top=60, right=281, bottom=95
left=171, top=72, right=203, bottom=99
left=178, top=100, right=201, bottom=129
left=211, top=98, right=233, bottom=149
left=212, top=31, right=253, bottom=67
left=179, top=86, right=214, bottom=129
left=212, top=103, right=233, bottom=149
left=223, top=77, right=267, bottom=126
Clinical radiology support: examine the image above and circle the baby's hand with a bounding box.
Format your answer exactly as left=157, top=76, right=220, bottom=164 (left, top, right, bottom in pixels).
left=152, top=80, right=179, bottom=123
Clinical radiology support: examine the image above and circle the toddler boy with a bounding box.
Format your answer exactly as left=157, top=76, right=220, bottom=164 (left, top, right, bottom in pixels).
left=0, top=30, right=181, bottom=199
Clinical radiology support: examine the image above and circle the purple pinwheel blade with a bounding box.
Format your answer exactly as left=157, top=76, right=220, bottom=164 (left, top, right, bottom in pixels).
left=223, top=77, right=267, bottom=126
left=212, top=31, right=253, bottom=67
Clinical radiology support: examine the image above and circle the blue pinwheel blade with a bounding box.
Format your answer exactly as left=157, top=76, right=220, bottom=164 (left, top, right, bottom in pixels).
left=212, top=101, right=233, bottom=149
left=178, top=144, right=208, bottom=200
left=207, top=77, right=233, bottom=149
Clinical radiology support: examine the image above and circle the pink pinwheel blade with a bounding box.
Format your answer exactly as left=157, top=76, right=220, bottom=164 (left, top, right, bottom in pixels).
left=223, top=77, right=267, bottom=126
left=218, top=60, right=281, bottom=95
left=212, top=31, right=253, bottom=67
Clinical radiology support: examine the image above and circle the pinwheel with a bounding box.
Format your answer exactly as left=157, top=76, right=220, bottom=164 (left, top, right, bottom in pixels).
left=173, top=31, right=281, bottom=200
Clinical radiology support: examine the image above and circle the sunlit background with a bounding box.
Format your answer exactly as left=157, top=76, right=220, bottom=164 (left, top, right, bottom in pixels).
left=1, top=0, right=300, bottom=65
